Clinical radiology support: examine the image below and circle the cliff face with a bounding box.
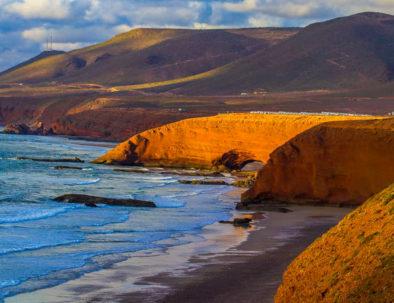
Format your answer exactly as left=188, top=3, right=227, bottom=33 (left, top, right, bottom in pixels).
left=242, top=118, right=394, bottom=205
left=275, top=183, right=394, bottom=303
left=93, top=114, right=368, bottom=169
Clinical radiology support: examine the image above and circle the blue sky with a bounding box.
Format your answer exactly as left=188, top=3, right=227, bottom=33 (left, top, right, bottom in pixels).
left=0, top=0, right=394, bottom=71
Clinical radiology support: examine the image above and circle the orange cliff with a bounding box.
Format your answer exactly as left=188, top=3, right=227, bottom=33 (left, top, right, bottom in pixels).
left=93, top=113, right=369, bottom=169
left=275, top=183, right=394, bottom=303
left=242, top=118, right=394, bottom=206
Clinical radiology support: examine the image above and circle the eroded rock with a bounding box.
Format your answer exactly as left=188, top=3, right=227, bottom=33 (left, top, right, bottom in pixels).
left=54, top=194, right=156, bottom=208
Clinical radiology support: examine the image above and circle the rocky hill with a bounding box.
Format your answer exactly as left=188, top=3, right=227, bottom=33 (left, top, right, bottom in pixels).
left=177, top=12, right=394, bottom=95
left=2, top=13, right=394, bottom=96
left=242, top=118, right=394, bottom=205
left=0, top=28, right=297, bottom=85
left=93, top=113, right=368, bottom=168
left=275, top=183, right=394, bottom=303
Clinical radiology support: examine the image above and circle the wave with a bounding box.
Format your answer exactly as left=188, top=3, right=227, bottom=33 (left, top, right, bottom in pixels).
left=0, top=238, right=82, bottom=256
left=0, top=279, right=19, bottom=287
left=0, top=206, right=78, bottom=224
left=63, top=178, right=101, bottom=186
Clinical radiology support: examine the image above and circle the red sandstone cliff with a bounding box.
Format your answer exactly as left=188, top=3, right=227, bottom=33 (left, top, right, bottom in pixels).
left=242, top=118, right=394, bottom=205
left=275, top=183, right=394, bottom=303
left=93, top=114, right=368, bottom=169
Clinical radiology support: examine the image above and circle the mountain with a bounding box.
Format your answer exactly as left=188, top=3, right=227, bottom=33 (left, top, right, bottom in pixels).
left=175, top=12, right=394, bottom=94
left=0, top=28, right=298, bottom=85
left=1, top=12, right=394, bottom=95
left=0, top=50, right=65, bottom=77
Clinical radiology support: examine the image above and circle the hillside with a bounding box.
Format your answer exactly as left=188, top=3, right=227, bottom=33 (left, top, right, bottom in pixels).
left=0, top=28, right=297, bottom=85
left=0, top=50, right=65, bottom=76
left=275, top=183, right=394, bottom=303
left=2, top=13, right=394, bottom=95
left=242, top=117, right=394, bottom=205
left=92, top=113, right=368, bottom=168
left=175, top=12, right=394, bottom=95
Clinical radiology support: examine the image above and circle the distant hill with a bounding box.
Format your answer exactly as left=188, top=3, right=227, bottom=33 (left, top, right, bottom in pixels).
left=2, top=12, right=394, bottom=95
left=0, top=50, right=65, bottom=77
left=175, top=12, right=394, bottom=94
left=0, top=28, right=298, bottom=85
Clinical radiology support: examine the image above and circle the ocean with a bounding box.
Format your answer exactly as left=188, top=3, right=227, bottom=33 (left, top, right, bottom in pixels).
left=0, top=132, right=235, bottom=301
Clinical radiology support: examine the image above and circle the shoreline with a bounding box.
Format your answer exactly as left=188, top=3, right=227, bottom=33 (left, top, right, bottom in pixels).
left=118, top=205, right=350, bottom=303
left=7, top=193, right=351, bottom=303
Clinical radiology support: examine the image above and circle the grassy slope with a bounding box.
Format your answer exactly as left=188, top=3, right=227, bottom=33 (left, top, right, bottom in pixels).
left=275, top=183, right=394, bottom=303
left=173, top=12, right=394, bottom=95
left=0, top=28, right=298, bottom=86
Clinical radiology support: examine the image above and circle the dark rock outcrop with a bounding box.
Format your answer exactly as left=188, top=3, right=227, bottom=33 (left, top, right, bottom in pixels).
left=3, top=123, right=30, bottom=134
left=54, top=166, right=84, bottom=170
left=54, top=194, right=156, bottom=207
left=17, top=157, right=84, bottom=163
left=178, top=179, right=229, bottom=186
left=3, top=122, right=54, bottom=136
left=219, top=217, right=252, bottom=227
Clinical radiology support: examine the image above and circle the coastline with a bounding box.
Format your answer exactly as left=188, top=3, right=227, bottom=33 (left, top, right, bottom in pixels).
left=120, top=205, right=351, bottom=303
left=6, top=188, right=352, bottom=303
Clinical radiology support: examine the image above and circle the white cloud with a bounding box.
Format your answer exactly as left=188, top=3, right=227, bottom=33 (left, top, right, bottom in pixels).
left=21, top=26, right=47, bottom=42
left=47, top=42, right=89, bottom=51
left=22, top=25, right=112, bottom=44
left=6, top=0, right=71, bottom=20
left=219, top=0, right=394, bottom=19
left=248, top=15, right=283, bottom=27
left=223, top=0, right=258, bottom=12
left=84, top=0, right=202, bottom=27
left=193, top=22, right=231, bottom=29
left=112, top=24, right=133, bottom=34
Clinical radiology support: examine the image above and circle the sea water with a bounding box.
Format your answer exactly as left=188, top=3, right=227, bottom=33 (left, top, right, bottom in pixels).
left=0, top=132, right=234, bottom=301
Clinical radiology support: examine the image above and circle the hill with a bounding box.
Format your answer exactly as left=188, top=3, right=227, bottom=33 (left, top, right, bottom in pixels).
left=174, top=12, right=394, bottom=94
left=0, top=28, right=297, bottom=85
left=2, top=13, right=394, bottom=95
left=0, top=50, right=65, bottom=77
left=275, top=183, right=394, bottom=303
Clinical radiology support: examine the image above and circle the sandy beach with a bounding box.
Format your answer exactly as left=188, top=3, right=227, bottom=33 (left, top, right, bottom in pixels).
left=119, top=205, right=351, bottom=303
left=7, top=185, right=352, bottom=303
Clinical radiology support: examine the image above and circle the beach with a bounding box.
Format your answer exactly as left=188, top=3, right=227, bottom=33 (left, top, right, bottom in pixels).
left=7, top=191, right=351, bottom=303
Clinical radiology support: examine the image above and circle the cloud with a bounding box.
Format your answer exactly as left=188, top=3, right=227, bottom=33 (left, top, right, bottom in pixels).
left=84, top=0, right=204, bottom=27
left=248, top=15, right=283, bottom=27
left=6, top=0, right=71, bottom=20
left=49, top=42, right=90, bottom=51
left=22, top=25, right=113, bottom=44
left=112, top=24, right=133, bottom=34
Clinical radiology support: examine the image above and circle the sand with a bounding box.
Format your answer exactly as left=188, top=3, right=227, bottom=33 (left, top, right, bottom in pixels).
left=7, top=196, right=351, bottom=303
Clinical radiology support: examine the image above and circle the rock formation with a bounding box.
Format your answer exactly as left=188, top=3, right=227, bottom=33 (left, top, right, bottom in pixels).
left=275, top=183, right=394, bottom=303
left=242, top=118, right=394, bottom=205
left=93, top=114, right=367, bottom=169
left=3, top=121, right=53, bottom=136
left=54, top=194, right=156, bottom=207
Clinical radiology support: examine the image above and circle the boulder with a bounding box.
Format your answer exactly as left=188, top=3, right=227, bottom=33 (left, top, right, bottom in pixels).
left=178, top=179, right=229, bottom=185
left=54, top=166, right=83, bottom=170
left=54, top=194, right=156, bottom=208
left=17, top=156, right=84, bottom=163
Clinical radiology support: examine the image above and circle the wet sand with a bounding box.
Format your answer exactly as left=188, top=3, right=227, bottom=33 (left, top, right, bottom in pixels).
left=116, top=205, right=351, bottom=303
left=7, top=193, right=351, bottom=303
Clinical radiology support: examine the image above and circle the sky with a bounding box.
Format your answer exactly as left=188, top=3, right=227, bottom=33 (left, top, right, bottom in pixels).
left=0, top=0, right=394, bottom=71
